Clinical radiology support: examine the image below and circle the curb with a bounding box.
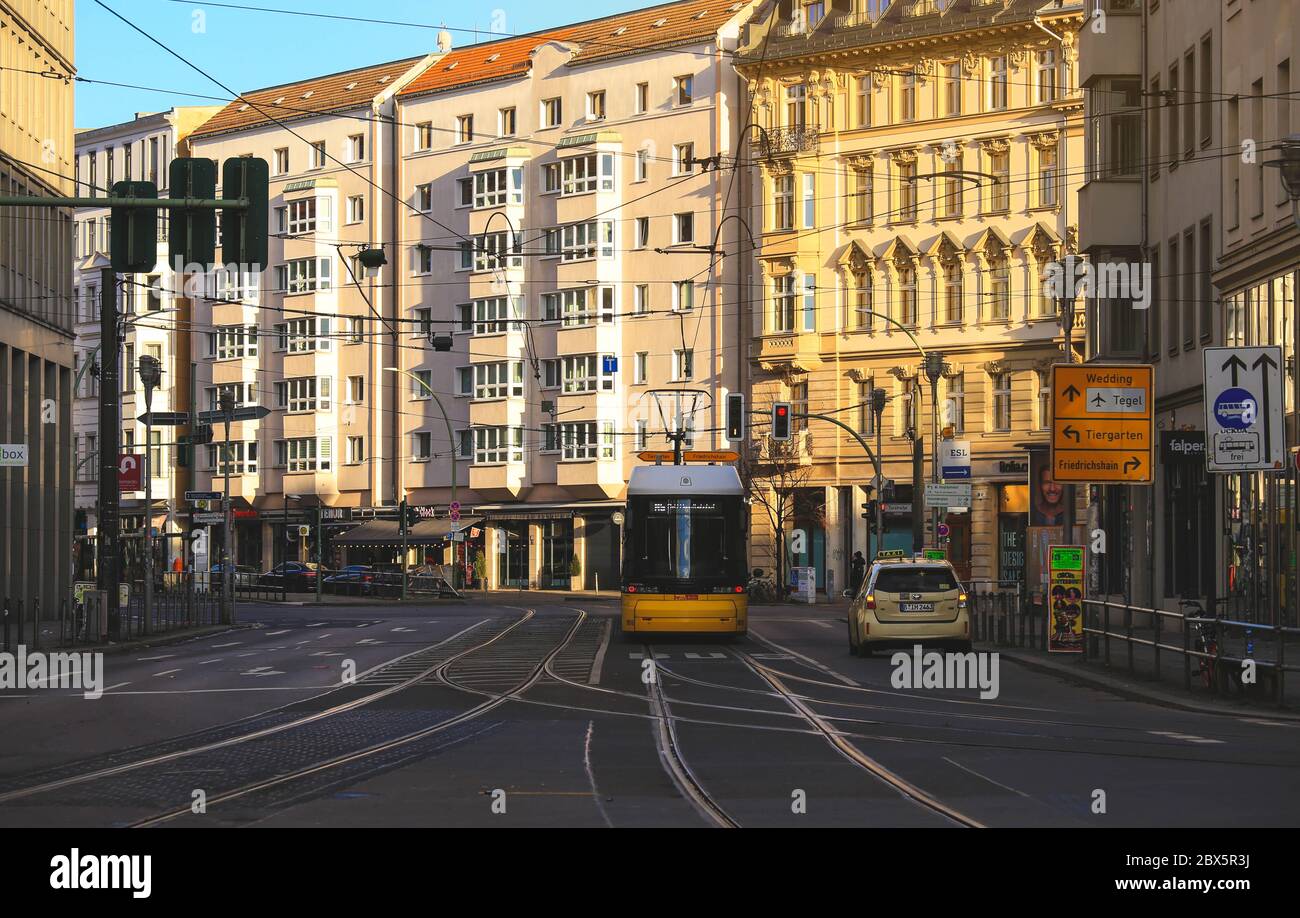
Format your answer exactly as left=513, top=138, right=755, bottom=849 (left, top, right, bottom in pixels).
left=993, top=646, right=1300, bottom=721
left=36, top=623, right=252, bottom=656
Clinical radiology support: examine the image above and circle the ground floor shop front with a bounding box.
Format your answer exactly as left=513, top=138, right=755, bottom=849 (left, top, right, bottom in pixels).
left=476, top=502, right=622, bottom=592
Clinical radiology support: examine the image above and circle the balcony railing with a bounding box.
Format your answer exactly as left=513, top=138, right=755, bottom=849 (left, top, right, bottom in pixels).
left=755, top=124, right=820, bottom=158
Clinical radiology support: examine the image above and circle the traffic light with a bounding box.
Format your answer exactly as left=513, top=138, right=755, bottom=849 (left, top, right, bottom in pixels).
left=221, top=156, right=269, bottom=269
left=772, top=402, right=792, bottom=441
left=109, top=181, right=158, bottom=272
left=403, top=503, right=420, bottom=530
left=169, top=157, right=217, bottom=267
left=860, top=500, right=876, bottom=520
left=725, top=392, right=745, bottom=442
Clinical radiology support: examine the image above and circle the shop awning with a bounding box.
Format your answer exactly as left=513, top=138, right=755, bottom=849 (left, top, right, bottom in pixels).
left=333, top=517, right=481, bottom=547
left=473, top=501, right=623, bottom=522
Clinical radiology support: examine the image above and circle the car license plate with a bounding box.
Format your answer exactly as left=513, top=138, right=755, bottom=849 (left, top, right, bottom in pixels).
left=900, top=602, right=934, bottom=612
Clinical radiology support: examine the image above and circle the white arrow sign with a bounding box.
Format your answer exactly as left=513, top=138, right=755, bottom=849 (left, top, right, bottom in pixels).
left=1204, top=346, right=1284, bottom=472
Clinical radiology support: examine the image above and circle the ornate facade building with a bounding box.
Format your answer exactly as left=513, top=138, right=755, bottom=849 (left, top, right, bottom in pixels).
left=735, top=0, right=1085, bottom=595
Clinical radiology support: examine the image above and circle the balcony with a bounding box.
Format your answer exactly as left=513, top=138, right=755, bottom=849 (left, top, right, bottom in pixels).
left=1078, top=179, right=1141, bottom=250
left=753, top=430, right=814, bottom=466
left=470, top=462, right=526, bottom=501
left=556, top=458, right=623, bottom=499
left=754, top=125, right=819, bottom=158
left=1077, top=3, right=1141, bottom=87
left=756, top=332, right=823, bottom=372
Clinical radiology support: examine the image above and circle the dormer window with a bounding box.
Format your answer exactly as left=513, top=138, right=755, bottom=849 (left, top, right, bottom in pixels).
left=486, top=53, right=500, bottom=62
left=652, top=17, right=667, bottom=27
left=301, top=90, right=314, bottom=99
left=344, top=81, right=357, bottom=91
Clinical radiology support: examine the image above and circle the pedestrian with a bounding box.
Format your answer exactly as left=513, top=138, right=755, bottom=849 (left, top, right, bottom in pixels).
left=850, top=551, right=866, bottom=598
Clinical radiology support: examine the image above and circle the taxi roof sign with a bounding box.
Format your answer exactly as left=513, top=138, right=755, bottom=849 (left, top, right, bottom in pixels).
left=1051, top=364, right=1154, bottom=484
left=875, top=549, right=906, bottom=559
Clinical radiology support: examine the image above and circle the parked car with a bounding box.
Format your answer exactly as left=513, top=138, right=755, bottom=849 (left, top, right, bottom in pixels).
left=323, top=565, right=375, bottom=596
left=259, top=561, right=321, bottom=592
left=208, top=563, right=260, bottom=590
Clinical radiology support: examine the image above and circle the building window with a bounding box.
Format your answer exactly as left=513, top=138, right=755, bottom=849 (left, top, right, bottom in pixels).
left=673, top=212, right=694, bottom=244
left=274, top=147, right=289, bottom=174
left=941, top=153, right=963, bottom=218
left=802, top=173, right=815, bottom=227
left=673, top=280, right=694, bottom=312
left=991, top=373, right=1012, bottom=431
left=943, top=62, right=961, bottom=115
left=275, top=376, right=331, bottom=413
left=774, top=173, right=794, bottom=230
left=560, top=422, right=608, bottom=461
left=634, top=217, right=649, bottom=249
left=987, top=147, right=1009, bottom=212
left=561, top=154, right=598, bottom=195
left=673, top=349, right=694, bottom=382
left=473, top=296, right=518, bottom=335
left=801, top=273, right=817, bottom=331
left=855, top=75, right=871, bottom=127
left=1089, top=79, right=1141, bottom=179
left=456, top=115, right=474, bottom=144
left=786, top=83, right=807, bottom=129
left=1036, top=50, right=1060, bottom=103
left=207, top=325, right=258, bottom=360
left=276, top=316, right=332, bottom=353
left=943, top=261, right=963, bottom=323
left=414, top=122, right=434, bottom=151
left=858, top=380, right=875, bottom=436
left=989, top=259, right=1011, bottom=321
left=989, top=56, right=1008, bottom=110
left=411, top=432, right=431, bottom=461
left=311, top=140, right=326, bottom=169
left=634, top=351, right=649, bottom=384
left=346, top=195, right=365, bottom=224
left=674, top=142, right=694, bottom=175
left=897, top=265, right=917, bottom=326
left=849, top=270, right=871, bottom=329
left=674, top=74, right=693, bottom=106
left=773, top=274, right=796, bottom=332
left=897, top=160, right=917, bottom=221
left=1036, top=372, right=1050, bottom=430
left=475, top=361, right=524, bottom=399
left=636, top=82, right=649, bottom=113
left=346, top=436, right=365, bottom=465
left=498, top=107, right=516, bottom=137
left=899, top=72, right=916, bottom=122
left=849, top=165, right=872, bottom=224
left=348, top=134, right=366, bottom=162
left=587, top=91, right=606, bottom=121
left=206, top=441, right=257, bottom=475
left=1036, top=142, right=1059, bottom=208
left=473, top=168, right=508, bottom=208
left=541, top=97, right=562, bottom=128
left=474, top=427, right=524, bottom=464
left=279, top=437, right=331, bottom=472
left=946, top=374, right=965, bottom=434
left=415, top=183, right=433, bottom=211
left=275, top=257, right=332, bottom=294
left=634, top=284, right=650, bottom=314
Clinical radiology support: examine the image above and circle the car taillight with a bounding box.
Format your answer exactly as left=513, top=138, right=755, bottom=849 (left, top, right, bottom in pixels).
left=865, top=594, right=875, bottom=610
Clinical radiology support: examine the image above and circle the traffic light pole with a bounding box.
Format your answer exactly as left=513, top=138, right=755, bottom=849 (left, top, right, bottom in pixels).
left=400, top=498, right=409, bottom=601
left=97, top=269, right=122, bottom=639
left=220, top=391, right=234, bottom=625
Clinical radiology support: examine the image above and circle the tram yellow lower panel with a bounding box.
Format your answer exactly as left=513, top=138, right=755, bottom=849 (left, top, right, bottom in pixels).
left=621, top=595, right=748, bottom=633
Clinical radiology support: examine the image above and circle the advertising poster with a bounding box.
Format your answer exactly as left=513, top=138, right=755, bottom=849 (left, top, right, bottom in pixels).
left=1048, top=545, right=1085, bottom=653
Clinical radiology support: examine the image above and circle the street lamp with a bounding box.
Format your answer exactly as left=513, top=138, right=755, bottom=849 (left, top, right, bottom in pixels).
left=219, top=387, right=236, bottom=623
left=383, top=367, right=460, bottom=591
left=137, top=353, right=162, bottom=634
left=356, top=246, right=387, bottom=279
left=871, top=387, right=887, bottom=558
left=1265, top=134, right=1300, bottom=230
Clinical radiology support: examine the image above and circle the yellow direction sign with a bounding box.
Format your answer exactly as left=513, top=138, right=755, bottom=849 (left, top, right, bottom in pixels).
left=637, top=450, right=739, bottom=464
left=1051, top=364, right=1154, bottom=483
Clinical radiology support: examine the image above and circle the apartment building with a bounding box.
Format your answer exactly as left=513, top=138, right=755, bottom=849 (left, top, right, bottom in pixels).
left=70, top=106, right=222, bottom=580
left=393, top=0, right=754, bottom=590
left=735, top=0, right=1085, bottom=595
left=0, top=1, right=76, bottom=614
left=1080, top=0, right=1299, bottom=618
left=185, top=55, right=436, bottom=570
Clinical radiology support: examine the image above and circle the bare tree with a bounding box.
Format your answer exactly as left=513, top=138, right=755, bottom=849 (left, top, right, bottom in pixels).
left=738, top=436, right=815, bottom=598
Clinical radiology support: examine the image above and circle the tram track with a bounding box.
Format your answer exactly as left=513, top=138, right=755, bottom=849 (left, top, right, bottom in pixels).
left=0, top=615, right=510, bottom=808
left=128, top=610, right=588, bottom=826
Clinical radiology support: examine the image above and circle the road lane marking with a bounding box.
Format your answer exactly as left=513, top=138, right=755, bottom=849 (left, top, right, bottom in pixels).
left=265, top=629, right=290, bottom=636
left=391, top=627, right=415, bottom=633
left=943, top=757, right=1032, bottom=798
left=307, top=622, right=328, bottom=627
left=152, top=669, right=182, bottom=677
left=198, top=659, right=223, bottom=665
left=583, top=720, right=615, bottom=828
left=136, top=654, right=174, bottom=662
left=316, top=633, right=333, bottom=639
left=103, top=682, right=132, bottom=692
left=211, top=642, right=241, bottom=648
left=589, top=619, right=611, bottom=685
left=1148, top=730, right=1224, bottom=745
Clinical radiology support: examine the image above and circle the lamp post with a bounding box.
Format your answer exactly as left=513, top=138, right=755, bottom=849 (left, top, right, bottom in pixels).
left=137, top=354, right=162, bottom=634
left=1059, top=293, right=1077, bottom=538
left=871, top=387, right=887, bottom=557
left=219, top=388, right=235, bottom=624
left=1265, top=134, right=1300, bottom=231
left=383, top=367, right=459, bottom=591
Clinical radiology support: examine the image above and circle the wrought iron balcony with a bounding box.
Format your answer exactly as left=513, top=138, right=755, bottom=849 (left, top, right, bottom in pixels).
left=754, top=124, right=820, bottom=158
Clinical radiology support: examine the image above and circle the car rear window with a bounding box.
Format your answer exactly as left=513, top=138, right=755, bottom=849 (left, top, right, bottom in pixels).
left=873, top=568, right=957, bottom=594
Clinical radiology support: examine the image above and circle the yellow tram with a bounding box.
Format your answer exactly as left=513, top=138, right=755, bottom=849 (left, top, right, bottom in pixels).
left=620, top=463, right=749, bottom=636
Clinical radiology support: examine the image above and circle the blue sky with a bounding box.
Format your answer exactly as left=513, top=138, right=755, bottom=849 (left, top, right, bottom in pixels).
left=76, top=0, right=652, bottom=129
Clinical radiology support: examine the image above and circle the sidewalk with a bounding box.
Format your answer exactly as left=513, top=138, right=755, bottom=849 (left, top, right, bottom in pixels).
left=23, top=622, right=249, bottom=656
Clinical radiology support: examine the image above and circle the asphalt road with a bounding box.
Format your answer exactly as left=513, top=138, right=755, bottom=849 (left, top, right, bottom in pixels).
left=1, top=597, right=1296, bottom=828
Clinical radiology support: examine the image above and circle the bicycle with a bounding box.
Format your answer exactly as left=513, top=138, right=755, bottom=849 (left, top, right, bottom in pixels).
left=1178, top=597, right=1232, bottom=691
left=747, top=568, right=778, bottom=604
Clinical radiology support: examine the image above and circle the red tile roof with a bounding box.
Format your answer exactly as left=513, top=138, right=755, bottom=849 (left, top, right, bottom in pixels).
left=400, top=0, right=749, bottom=98
left=191, top=56, right=428, bottom=138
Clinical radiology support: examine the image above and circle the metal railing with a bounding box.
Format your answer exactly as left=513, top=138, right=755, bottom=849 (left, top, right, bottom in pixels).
left=968, top=581, right=1045, bottom=649
left=1084, top=598, right=1299, bottom=705
left=754, top=125, right=820, bottom=157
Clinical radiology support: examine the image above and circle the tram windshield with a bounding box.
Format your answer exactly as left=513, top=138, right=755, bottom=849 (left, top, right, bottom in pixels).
left=625, top=495, right=746, bottom=584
